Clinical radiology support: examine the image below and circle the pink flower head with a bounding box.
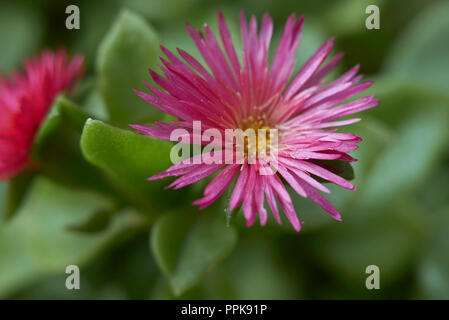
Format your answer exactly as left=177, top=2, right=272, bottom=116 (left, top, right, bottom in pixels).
left=131, top=12, right=379, bottom=231
left=0, top=49, right=84, bottom=181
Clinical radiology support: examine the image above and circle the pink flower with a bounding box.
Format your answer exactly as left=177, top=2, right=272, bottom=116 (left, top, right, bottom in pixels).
left=131, top=12, right=379, bottom=231
left=0, top=49, right=84, bottom=181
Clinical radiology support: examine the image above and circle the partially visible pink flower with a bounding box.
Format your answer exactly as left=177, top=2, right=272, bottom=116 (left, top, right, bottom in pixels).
left=131, top=12, right=379, bottom=231
left=0, top=49, right=84, bottom=181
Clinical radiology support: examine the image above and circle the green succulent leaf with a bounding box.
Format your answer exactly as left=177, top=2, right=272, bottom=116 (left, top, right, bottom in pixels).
left=309, top=217, right=421, bottom=291
left=66, top=209, right=114, bottom=234
left=73, top=78, right=110, bottom=121
left=151, top=211, right=237, bottom=296
left=97, top=9, right=164, bottom=126
left=0, top=177, right=144, bottom=297
left=33, top=95, right=90, bottom=149
left=0, top=227, right=39, bottom=298
left=384, top=1, right=449, bottom=91
left=72, top=1, right=121, bottom=67
left=31, top=94, right=112, bottom=194
left=364, top=78, right=449, bottom=128
left=3, top=170, right=34, bottom=221
left=5, top=94, right=113, bottom=220
left=80, top=119, right=184, bottom=213
left=82, top=87, right=110, bottom=121
left=360, top=107, right=449, bottom=208
left=203, top=236, right=302, bottom=299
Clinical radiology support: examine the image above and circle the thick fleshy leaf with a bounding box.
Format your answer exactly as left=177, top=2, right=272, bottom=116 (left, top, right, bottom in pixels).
left=66, top=209, right=114, bottom=234
left=0, top=227, right=39, bottom=298
left=74, top=78, right=110, bottom=121
left=203, top=236, right=302, bottom=299
left=0, top=177, right=145, bottom=297
left=364, top=78, right=449, bottom=127
left=359, top=108, right=449, bottom=208
left=416, top=166, right=449, bottom=214
left=31, top=94, right=113, bottom=194
left=82, top=87, right=110, bottom=121
left=33, top=95, right=90, bottom=150
left=4, top=94, right=111, bottom=220
left=96, top=9, right=163, bottom=126
left=384, top=1, right=449, bottom=91
left=151, top=211, right=237, bottom=296
left=3, top=170, right=34, bottom=221
left=306, top=201, right=424, bottom=291
left=72, top=1, right=121, bottom=67
left=152, top=234, right=303, bottom=300
left=321, top=224, right=419, bottom=288
left=80, top=119, right=184, bottom=212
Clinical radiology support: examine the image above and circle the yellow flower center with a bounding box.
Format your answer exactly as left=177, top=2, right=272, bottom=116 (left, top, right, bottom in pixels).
left=238, top=115, right=277, bottom=159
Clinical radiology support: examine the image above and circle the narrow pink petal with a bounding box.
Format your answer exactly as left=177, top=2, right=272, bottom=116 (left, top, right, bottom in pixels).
left=280, top=157, right=355, bottom=190
left=193, top=164, right=241, bottom=209
left=167, top=164, right=225, bottom=189
left=304, top=52, right=344, bottom=88
left=269, top=175, right=302, bottom=231
left=287, top=166, right=331, bottom=194
left=229, top=163, right=249, bottom=210
left=264, top=176, right=282, bottom=224
left=254, top=175, right=268, bottom=226
left=218, top=11, right=241, bottom=74
left=290, top=150, right=343, bottom=160
left=242, top=166, right=258, bottom=226
left=284, top=38, right=334, bottom=100
left=297, top=179, right=342, bottom=221
left=277, top=164, right=307, bottom=197
left=311, top=118, right=361, bottom=129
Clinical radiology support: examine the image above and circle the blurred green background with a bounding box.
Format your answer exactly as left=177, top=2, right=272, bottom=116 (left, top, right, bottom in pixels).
left=1, top=0, right=449, bottom=299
